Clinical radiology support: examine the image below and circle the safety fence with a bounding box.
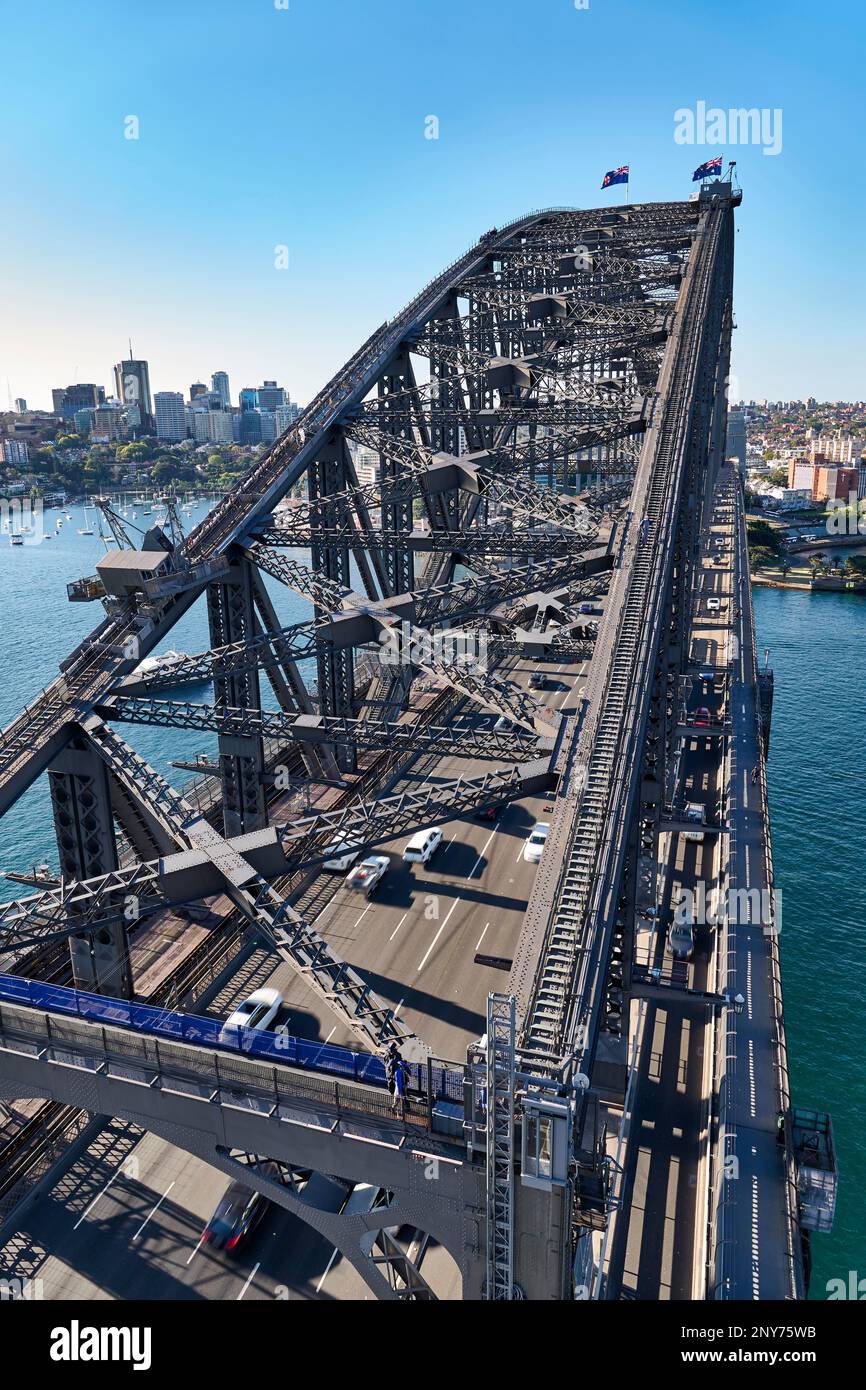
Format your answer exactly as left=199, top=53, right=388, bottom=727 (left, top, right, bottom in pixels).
left=0, top=972, right=463, bottom=1104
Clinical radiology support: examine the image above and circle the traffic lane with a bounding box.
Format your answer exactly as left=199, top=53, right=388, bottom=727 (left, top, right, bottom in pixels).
left=267, top=786, right=551, bottom=1061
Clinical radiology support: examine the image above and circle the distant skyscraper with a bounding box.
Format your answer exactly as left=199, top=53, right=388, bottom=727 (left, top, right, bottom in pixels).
left=239, top=387, right=258, bottom=412
left=52, top=383, right=105, bottom=419
left=154, top=391, right=186, bottom=442
left=256, top=379, right=286, bottom=410
left=190, top=382, right=207, bottom=400
left=726, top=407, right=747, bottom=467
left=212, top=371, right=231, bottom=408
left=14, top=398, right=27, bottom=414
left=113, top=352, right=153, bottom=432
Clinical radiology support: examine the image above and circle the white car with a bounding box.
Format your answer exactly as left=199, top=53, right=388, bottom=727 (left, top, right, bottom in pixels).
left=346, top=854, right=390, bottom=894
left=322, top=842, right=360, bottom=871
left=494, top=715, right=511, bottom=732
left=706, top=597, right=721, bottom=611
left=223, top=987, right=283, bottom=1034
left=403, top=827, right=443, bottom=865
left=523, top=822, right=550, bottom=864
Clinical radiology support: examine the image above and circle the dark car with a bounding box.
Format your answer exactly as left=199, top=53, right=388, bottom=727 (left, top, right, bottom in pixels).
left=202, top=1176, right=273, bottom=1253
left=693, top=706, right=712, bottom=727
left=473, top=803, right=502, bottom=822
left=529, top=671, right=547, bottom=690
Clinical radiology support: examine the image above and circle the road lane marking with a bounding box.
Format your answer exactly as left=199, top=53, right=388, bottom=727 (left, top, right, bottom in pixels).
left=73, top=1167, right=126, bottom=1229
left=467, top=826, right=498, bottom=879
left=186, top=1232, right=206, bottom=1266
left=417, top=895, right=462, bottom=974
left=389, top=912, right=409, bottom=941
left=131, top=1181, right=175, bottom=1243
left=237, top=1261, right=261, bottom=1300
left=475, top=922, right=490, bottom=951
left=316, top=1246, right=339, bottom=1294
left=350, top=903, right=373, bottom=932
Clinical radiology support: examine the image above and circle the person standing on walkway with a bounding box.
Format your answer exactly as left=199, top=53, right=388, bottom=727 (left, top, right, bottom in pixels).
left=392, top=1057, right=408, bottom=1118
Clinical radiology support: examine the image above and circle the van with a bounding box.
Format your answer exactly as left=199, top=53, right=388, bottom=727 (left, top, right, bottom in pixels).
left=402, top=826, right=443, bottom=864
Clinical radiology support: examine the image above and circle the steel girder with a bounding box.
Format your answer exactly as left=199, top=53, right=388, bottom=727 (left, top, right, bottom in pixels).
left=104, top=696, right=553, bottom=763
left=0, top=760, right=553, bottom=953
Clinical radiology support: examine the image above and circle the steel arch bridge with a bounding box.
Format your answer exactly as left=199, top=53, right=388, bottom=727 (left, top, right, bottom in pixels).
left=0, top=188, right=751, bottom=1298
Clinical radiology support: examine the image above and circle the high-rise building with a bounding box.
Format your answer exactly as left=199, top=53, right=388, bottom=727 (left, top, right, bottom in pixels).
left=2, top=439, right=30, bottom=465
left=207, top=411, right=233, bottom=444
left=256, top=380, right=286, bottom=410
left=239, top=387, right=258, bottom=412
left=13, top=398, right=27, bottom=414
left=154, top=391, right=186, bottom=442
left=52, top=383, right=105, bottom=419
left=190, top=382, right=207, bottom=400
left=726, top=407, right=747, bottom=466
left=211, top=371, right=231, bottom=408
left=239, top=410, right=262, bottom=445
left=113, top=355, right=153, bottom=432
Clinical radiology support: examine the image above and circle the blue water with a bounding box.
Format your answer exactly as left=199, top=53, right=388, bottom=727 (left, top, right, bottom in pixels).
left=754, top=585, right=866, bottom=1298
left=0, top=500, right=312, bottom=896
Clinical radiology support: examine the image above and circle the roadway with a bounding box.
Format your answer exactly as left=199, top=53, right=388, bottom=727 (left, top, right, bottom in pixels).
left=0, top=652, right=590, bottom=1300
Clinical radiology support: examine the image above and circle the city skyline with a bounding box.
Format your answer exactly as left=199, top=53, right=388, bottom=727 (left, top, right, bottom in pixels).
left=1, top=0, right=864, bottom=410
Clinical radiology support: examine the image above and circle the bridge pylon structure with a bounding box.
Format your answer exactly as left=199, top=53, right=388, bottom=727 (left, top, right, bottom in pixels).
left=0, top=184, right=770, bottom=1300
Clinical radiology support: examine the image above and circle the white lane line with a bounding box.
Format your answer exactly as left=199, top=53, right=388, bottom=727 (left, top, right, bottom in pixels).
left=467, top=826, right=498, bottom=880
left=237, top=1261, right=261, bottom=1301
left=131, top=1181, right=175, bottom=1243
left=350, top=903, right=373, bottom=932
left=476, top=922, right=490, bottom=951
left=323, top=1026, right=336, bottom=1044
left=389, top=912, right=408, bottom=941
left=74, top=1167, right=126, bottom=1229
left=186, top=1232, right=206, bottom=1266
left=417, top=895, right=462, bottom=974
left=515, top=839, right=527, bottom=863
left=316, top=1246, right=339, bottom=1294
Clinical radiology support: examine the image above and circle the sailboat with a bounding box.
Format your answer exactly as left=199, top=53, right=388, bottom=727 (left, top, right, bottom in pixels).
left=78, top=506, right=95, bottom=536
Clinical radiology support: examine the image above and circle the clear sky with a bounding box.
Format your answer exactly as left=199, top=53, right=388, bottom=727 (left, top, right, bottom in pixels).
left=1, top=0, right=862, bottom=411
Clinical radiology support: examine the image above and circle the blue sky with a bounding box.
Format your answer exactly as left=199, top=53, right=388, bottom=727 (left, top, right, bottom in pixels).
left=1, top=0, right=862, bottom=410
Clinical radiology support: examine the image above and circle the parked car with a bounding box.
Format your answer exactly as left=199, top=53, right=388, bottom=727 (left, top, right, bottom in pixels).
left=523, top=822, right=550, bottom=864
left=666, top=921, right=696, bottom=961
left=222, top=987, right=283, bottom=1034
left=322, top=842, right=360, bottom=871
left=402, top=827, right=443, bottom=865
left=346, top=854, right=390, bottom=894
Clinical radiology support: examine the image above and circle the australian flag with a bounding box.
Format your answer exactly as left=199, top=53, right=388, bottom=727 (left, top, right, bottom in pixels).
left=693, top=156, right=723, bottom=181
left=601, top=165, right=629, bottom=189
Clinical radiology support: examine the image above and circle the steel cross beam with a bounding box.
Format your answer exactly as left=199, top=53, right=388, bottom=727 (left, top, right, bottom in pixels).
left=0, top=760, right=553, bottom=950
left=104, top=696, right=553, bottom=763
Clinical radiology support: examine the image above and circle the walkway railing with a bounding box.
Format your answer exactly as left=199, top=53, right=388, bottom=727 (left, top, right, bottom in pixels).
left=0, top=972, right=463, bottom=1104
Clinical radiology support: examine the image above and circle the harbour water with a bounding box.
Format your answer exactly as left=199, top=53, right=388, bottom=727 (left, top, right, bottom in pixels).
left=0, top=499, right=312, bottom=896
left=754, top=585, right=866, bottom=1299
left=0, top=507, right=861, bottom=1297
